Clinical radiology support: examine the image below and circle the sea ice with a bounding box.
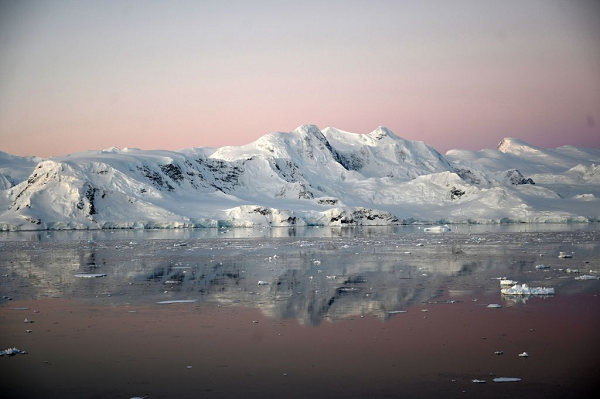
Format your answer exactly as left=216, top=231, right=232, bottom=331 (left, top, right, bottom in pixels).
left=74, top=273, right=107, bottom=278
left=558, top=252, right=572, bottom=258
left=487, top=304, right=502, bottom=308
left=574, top=275, right=598, bottom=281
left=156, top=300, right=197, bottom=304
left=499, top=279, right=518, bottom=286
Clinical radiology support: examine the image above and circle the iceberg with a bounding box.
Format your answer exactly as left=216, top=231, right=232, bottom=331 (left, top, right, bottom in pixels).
left=0, top=347, right=27, bottom=356
left=501, top=284, right=555, bottom=295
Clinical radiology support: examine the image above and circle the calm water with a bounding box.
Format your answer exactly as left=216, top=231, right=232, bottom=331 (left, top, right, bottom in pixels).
left=1, top=226, right=599, bottom=398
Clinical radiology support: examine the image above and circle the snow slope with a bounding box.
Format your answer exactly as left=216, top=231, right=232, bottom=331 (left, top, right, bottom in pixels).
left=0, top=126, right=598, bottom=230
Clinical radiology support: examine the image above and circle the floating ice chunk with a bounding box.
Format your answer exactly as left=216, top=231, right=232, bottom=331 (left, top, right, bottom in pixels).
left=0, top=347, right=27, bottom=356
left=74, top=273, right=107, bottom=278
left=387, top=310, right=407, bottom=314
left=501, top=284, right=554, bottom=295
left=174, top=243, right=188, bottom=247
left=487, top=304, right=502, bottom=308
left=494, top=351, right=504, bottom=355
left=500, top=279, right=518, bottom=286
left=423, top=225, right=451, bottom=233
left=558, top=252, right=572, bottom=258
left=575, top=275, right=598, bottom=280
left=471, top=379, right=486, bottom=383
left=566, top=268, right=580, bottom=273
left=535, top=264, right=549, bottom=270
left=257, top=281, right=268, bottom=285
left=156, top=300, right=197, bottom=304
left=313, top=260, right=321, bottom=265
left=493, top=377, right=521, bottom=383
left=518, top=352, right=529, bottom=357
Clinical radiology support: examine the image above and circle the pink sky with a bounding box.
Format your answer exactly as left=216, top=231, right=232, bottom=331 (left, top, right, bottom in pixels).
left=1, top=0, right=599, bottom=157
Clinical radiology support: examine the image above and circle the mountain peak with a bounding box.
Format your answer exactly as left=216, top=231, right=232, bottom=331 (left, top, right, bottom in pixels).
left=368, top=126, right=398, bottom=141
left=294, top=124, right=323, bottom=137
left=497, top=138, right=539, bottom=154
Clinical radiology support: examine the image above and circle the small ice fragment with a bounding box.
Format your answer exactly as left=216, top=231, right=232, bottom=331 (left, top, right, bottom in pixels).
left=558, top=252, right=572, bottom=258
left=313, top=260, right=321, bottom=265
left=518, top=352, right=529, bottom=357
left=25, top=330, right=32, bottom=333
left=421, top=309, right=429, bottom=312
left=74, top=273, right=107, bottom=278
left=500, top=279, right=518, bottom=286
left=494, top=351, right=504, bottom=355
left=423, top=225, right=451, bottom=233
left=535, top=264, right=549, bottom=270
left=493, top=377, right=521, bottom=383
left=326, top=275, right=336, bottom=279
left=404, top=251, right=411, bottom=254
left=487, top=304, right=502, bottom=308
left=387, top=311, right=407, bottom=314
left=566, top=268, right=580, bottom=274
left=11, top=307, right=30, bottom=310
left=252, top=320, right=258, bottom=323
left=164, top=280, right=180, bottom=284
left=471, top=379, right=486, bottom=383
left=156, top=300, right=197, bottom=304
left=416, top=243, right=424, bottom=247
left=258, top=281, right=268, bottom=285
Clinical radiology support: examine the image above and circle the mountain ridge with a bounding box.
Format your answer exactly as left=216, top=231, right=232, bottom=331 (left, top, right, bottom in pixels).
left=1, top=125, right=598, bottom=230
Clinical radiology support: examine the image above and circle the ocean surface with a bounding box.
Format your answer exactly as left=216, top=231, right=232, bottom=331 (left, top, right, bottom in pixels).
left=1, top=225, right=599, bottom=398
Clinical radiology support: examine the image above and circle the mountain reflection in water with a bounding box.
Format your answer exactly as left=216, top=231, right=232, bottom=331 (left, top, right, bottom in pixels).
left=1, top=226, right=598, bottom=326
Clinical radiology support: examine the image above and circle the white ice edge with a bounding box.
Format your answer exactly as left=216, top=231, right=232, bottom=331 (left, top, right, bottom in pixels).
left=156, top=300, right=197, bottom=304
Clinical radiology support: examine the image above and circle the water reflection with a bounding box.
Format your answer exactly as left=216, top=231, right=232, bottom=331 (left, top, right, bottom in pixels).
left=1, top=229, right=598, bottom=325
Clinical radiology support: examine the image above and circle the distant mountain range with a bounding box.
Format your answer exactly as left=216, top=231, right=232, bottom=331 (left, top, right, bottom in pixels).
left=1, top=125, right=599, bottom=230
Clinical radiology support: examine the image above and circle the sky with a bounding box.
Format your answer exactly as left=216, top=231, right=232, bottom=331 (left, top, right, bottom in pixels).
left=0, top=0, right=599, bottom=157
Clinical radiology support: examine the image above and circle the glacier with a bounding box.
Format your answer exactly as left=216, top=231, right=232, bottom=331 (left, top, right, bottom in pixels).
left=0, top=125, right=599, bottom=230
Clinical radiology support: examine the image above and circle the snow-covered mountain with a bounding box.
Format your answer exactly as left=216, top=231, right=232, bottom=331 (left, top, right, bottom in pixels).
left=1, top=125, right=598, bottom=230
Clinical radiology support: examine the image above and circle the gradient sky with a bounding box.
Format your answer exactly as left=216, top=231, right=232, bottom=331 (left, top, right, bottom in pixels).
left=1, top=0, right=599, bottom=157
